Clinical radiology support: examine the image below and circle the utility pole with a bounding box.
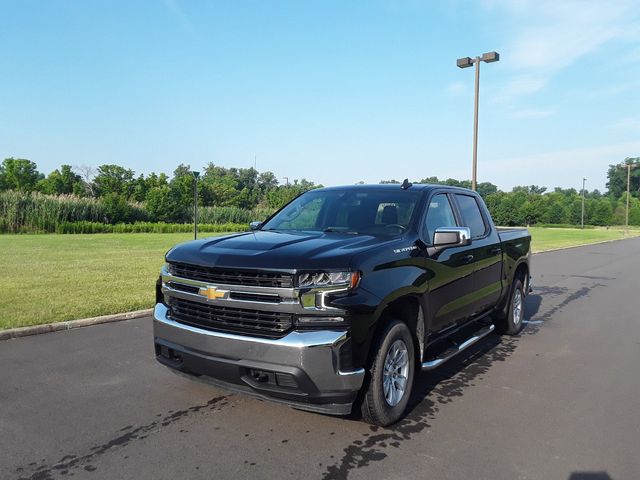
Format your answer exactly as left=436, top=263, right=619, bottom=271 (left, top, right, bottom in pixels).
left=456, top=51, right=500, bottom=191
left=283, top=176, right=289, bottom=186
left=193, top=171, right=200, bottom=240
left=581, top=177, right=586, bottom=229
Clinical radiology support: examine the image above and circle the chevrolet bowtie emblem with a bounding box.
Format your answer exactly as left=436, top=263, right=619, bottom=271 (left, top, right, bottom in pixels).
left=198, top=286, right=229, bottom=300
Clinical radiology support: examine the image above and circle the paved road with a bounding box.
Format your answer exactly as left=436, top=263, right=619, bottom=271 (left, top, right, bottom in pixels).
left=2, top=238, right=640, bottom=480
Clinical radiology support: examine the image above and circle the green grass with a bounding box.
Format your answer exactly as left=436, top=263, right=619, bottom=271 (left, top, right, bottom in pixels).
left=2, top=227, right=640, bottom=330
left=528, top=226, right=640, bottom=253
left=0, top=233, right=227, bottom=330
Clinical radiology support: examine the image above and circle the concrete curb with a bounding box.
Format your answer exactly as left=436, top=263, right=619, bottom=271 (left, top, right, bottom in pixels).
left=0, top=308, right=153, bottom=341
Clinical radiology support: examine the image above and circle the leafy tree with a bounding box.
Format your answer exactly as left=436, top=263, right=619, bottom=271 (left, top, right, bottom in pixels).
left=101, top=193, right=132, bottom=223
left=606, top=157, right=640, bottom=199
left=94, top=164, right=135, bottom=199
left=145, top=185, right=186, bottom=222
left=0, top=158, right=42, bottom=192
left=37, top=165, right=83, bottom=195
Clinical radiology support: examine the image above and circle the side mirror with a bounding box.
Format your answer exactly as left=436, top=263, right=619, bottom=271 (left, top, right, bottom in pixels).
left=249, top=221, right=262, bottom=231
left=433, top=227, right=471, bottom=249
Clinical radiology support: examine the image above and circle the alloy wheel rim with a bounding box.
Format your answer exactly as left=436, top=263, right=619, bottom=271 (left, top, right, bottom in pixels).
left=513, top=289, right=523, bottom=325
left=382, top=339, right=409, bottom=407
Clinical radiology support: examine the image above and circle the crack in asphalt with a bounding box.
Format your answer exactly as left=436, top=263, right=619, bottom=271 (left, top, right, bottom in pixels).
left=14, top=396, right=229, bottom=480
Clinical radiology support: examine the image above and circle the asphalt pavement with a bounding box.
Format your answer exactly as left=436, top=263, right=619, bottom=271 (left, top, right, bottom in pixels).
left=2, top=237, right=639, bottom=480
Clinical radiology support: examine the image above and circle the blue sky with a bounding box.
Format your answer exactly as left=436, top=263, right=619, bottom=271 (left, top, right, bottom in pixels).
left=1, top=0, right=639, bottom=192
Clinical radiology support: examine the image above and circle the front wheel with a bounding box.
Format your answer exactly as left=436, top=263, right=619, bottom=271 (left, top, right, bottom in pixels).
left=360, top=320, right=415, bottom=426
left=495, top=278, right=525, bottom=335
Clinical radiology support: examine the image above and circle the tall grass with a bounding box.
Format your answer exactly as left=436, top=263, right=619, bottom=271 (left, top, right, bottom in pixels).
left=198, top=206, right=274, bottom=224
left=0, top=191, right=257, bottom=234
left=52, top=222, right=247, bottom=234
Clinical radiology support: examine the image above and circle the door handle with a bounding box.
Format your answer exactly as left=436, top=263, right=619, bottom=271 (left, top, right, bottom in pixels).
left=462, top=254, right=475, bottom=264
left=489, top=247, right=502, bottom=255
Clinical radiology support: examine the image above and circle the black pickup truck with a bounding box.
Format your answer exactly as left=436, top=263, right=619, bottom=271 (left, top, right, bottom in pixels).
left=154, top=183, right=531, bottom=425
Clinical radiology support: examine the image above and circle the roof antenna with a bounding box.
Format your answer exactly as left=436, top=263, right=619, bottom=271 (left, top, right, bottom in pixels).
left=401, top=178, right=412, bottom=190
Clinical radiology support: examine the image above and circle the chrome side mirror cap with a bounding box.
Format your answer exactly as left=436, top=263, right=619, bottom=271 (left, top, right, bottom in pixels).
left=249, top=221, right=262, bottom=231
left=433, top=227, right=472, bottom=248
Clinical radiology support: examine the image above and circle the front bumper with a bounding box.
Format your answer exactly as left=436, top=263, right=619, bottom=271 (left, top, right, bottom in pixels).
left=153, top=303, right=365, bottom=415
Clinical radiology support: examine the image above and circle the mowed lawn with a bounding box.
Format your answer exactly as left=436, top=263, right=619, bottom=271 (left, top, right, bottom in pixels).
left=0, top=233, right=225, bottom=330
left=528, top=226, right=640, bottom=253
left=1, top=227, right=640, bottom=329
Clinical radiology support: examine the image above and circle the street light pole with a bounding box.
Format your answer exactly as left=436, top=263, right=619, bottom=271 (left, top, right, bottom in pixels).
left=581, top=177, right=586, bottom=229
left=472, top=57, right=480, bottom=192
left=457, top=51, right=500, bottom=191
left=626, top=164, right=631, bottom=230
left=193, top=171, right=200, bottom=240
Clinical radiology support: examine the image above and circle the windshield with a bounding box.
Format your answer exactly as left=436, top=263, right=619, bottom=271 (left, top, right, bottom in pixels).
left=261, top=188, right=421, bottom=235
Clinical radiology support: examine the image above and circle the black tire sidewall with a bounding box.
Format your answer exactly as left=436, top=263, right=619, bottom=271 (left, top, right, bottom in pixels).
left=363, top=320, right=415, bottom=426
left=507, top=278, right=525, bottom=335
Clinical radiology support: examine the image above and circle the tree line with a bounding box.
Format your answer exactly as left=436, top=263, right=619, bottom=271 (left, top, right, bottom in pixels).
left=0, top=156, right=639, bottom=228
left=0, top=158, right=318, bottom=224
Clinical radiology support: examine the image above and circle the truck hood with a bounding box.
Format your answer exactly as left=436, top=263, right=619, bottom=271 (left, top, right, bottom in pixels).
left=165, top=230, right=401, bottom=271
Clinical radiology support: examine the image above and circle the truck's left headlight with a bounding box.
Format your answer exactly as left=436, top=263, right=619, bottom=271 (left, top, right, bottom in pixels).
left=297, top=271, right=360, bottom=289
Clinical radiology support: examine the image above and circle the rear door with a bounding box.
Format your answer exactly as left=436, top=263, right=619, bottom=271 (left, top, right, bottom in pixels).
left=421, top=192, right=477, bottom=332
left=452, top=193, right=503, bottom=317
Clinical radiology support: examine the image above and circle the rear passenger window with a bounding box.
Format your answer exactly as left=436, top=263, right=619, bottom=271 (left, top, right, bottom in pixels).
left=455, top=194, right=487, bottom=238
left=424, top=194, right=457, bottom=243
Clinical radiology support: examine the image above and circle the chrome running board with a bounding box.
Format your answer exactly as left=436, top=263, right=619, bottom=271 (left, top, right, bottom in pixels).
left=421, top=324, right=495, bottom=371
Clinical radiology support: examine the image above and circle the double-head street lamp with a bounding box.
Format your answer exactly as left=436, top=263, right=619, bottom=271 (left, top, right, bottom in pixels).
left=457, top=51, right=500, bottom=191
left=192, top=171, right=200, bottom=240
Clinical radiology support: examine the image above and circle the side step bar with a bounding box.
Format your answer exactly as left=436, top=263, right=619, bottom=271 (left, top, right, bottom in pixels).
left=421, top=324, right=495, bottom=371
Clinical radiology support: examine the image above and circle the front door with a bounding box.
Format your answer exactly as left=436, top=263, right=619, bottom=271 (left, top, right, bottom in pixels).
left=421, top=192, right=477, bottom=332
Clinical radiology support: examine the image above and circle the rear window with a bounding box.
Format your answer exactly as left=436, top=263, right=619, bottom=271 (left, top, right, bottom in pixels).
left=454, top=194, right=487, bottom=238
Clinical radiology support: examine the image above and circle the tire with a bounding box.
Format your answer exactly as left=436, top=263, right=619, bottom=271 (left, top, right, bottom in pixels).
left=360, top=320, right=415, bottom=426
left=494, top=278, right=525, bottom=335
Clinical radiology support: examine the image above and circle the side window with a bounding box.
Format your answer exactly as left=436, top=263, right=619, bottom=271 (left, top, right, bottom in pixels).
left=424, top=194, right=457, bottom=243
left=455, top=194, right=487, bottom=238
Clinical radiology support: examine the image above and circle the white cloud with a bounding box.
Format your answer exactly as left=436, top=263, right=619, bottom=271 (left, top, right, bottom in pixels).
left=163, top=0, right=195, bottom=34
left=611, top=117, right=640, bottom=132
left=445, top=81, right=466, bottom=94
left=484, top=0, right=640, bottom=101
left=511, top=109, right=554, bottom=119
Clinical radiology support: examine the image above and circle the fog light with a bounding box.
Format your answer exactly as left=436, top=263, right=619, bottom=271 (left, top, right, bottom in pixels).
left=297, top=316, right=345, bottom=324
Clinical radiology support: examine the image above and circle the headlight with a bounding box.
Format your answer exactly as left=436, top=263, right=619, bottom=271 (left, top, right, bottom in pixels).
left=297, top=271, right=360, bottom=289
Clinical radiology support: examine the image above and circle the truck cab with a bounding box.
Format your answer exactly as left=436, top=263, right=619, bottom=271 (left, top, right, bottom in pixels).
left=154, top=183, right=531, bottom=425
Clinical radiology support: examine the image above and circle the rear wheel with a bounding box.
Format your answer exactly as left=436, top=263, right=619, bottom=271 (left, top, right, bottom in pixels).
left=360, top=320, right=415, bottom=426
left=495, top=278, right=525, bottom=335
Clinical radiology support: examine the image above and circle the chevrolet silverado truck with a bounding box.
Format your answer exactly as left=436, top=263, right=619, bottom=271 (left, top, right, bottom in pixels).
left=154, top=182, right=531, bottom=426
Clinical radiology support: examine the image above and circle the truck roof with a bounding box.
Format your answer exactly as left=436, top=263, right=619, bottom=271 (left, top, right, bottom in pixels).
left=315, top=183, right=476, bottom=194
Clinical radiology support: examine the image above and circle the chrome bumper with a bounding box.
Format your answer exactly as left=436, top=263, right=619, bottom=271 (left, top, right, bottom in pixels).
left=153, top=303, right=365, bottom=414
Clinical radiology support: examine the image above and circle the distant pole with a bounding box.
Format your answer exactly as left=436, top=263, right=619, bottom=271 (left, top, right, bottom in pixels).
left=581, top=177, right=586, bottom=229
left=193, top=171, right=200, bottom=240
left=284, top=176, right=289, bottom=186
left=254, top=155, right=257, bottom=170
left=626, top=163, right=631, bottom=230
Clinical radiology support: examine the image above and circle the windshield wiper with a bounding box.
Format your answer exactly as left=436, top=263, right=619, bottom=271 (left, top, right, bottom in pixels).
left=323, top=228, right=358, bottom=234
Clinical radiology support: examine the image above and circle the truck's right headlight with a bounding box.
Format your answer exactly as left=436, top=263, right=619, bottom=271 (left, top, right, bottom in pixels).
left=297, top=271, right=360, bottom=289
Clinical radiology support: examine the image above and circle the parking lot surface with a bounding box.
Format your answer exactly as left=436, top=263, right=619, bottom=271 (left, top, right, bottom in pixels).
left=2, top=238, right=639, bottom=480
